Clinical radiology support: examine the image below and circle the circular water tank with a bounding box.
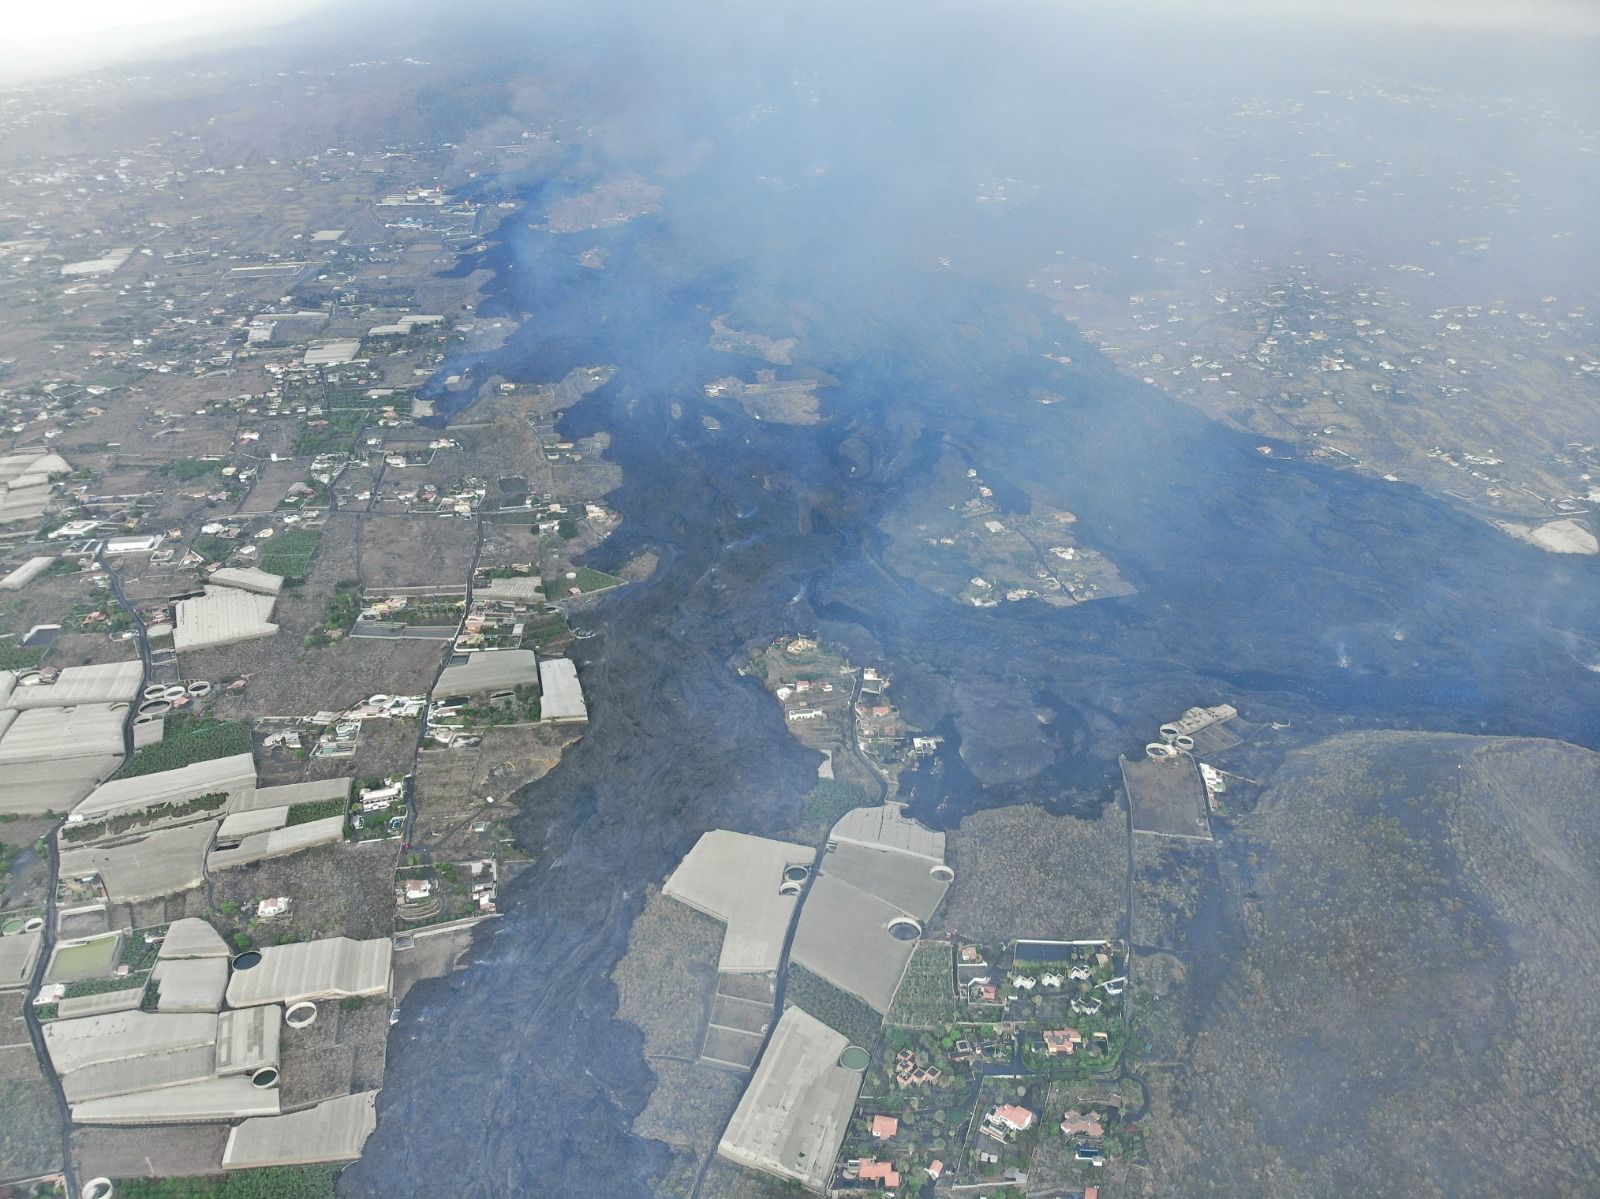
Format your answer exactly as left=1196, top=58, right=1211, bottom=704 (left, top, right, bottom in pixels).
left=139, top=700, right=171, bottom=717
left=250, top=1066, right=279, bottom=1089
left=1174, top=734, right=1195, bottom=751
left=1159, top=724, right=1181, bottom=740
left=83, top=1180, right=115, bottom=1199
left=232, top=950, right=263, bottom=971
left=783, top=865, right=809, bottom=883
left=1146, top=742, right=1177, bottom=760
left=930, top=864, right=955, bottom=882
left=285, top=1000, right=318, bottom=1029
left=23, top=916, right=45, bottom=933
left=839, top=1045, right=870, bottom=1071
left=161, top=685, right=187, bottom=701
left=143, top=684, right=168, bottom=701
left=186, top=681, right=213, bottom=698
left=886, top=917, right=923, bottom=942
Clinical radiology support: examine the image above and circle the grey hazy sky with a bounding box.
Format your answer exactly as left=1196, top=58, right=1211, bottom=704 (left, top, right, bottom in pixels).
left=1, top=0, right=328, bottom=78
left=3, top=0, right=1594, bottom=81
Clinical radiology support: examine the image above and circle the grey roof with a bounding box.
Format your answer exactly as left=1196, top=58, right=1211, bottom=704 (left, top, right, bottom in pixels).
left=822, top=842, right=949, bottom=920
left=208, top=567, right=284, bottom=596
left=59, top=819, right=218, bottom=904
left=0, top=756, right=120, bottom=816
left=0, top=704, right=126, bottom=764
left=44, top=1011, right=218, bottom=1074
left=63, top=1042, right=218, bottom=1102
left=173, top=586, right=278, bottom=653
left=830, top=802, right=945, bottom=864
left=717, top=1006, right=862, bottom=1190
left=208, top=816, right=345, bottom=871
left=217, top=806, right=289, bottom=840
left=223, top=1091, right=378, bottom=1168
left=75, top=753, right=256, bottom=820
left=56, top=987, right=146, bottom=1019
left=53, top=1006, right=278, bottom=1115
left=663, top=831, right=814, bottom=974
left=303, top=339, right=360, bottom=366
left=433, top=649, right=540, bottom=698
left=71, top=1075, right=280, bottom=1124
left=153, top=957, right=229, bottom=1013
left=228, top=777, right=347, bottom=814
left=538, top=656, right=587, bottom=721
left=225, top=937, right=392, bottom=1007
left=0, top=930, right=42, bottom=989
left=790, top=874, right=919, bottom=1012
left=473, top=576, right=544, bottom=604
left=787, top=812, right=952, bottom=1013
left=159, top=918, right=231, bottom=960
left=3, top=661, right=142, bottom=709
left=0, top=555, right=56, bottom=590
left=214, top=1006, right=281, bottom=1075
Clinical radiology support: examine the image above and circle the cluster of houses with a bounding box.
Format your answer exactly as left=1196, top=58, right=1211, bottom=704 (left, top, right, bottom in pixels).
left=891, top=1047, right=944, bottom=1089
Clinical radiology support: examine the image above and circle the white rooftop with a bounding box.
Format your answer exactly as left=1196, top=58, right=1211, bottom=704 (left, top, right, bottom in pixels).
left=538, top=656, right=587, bottom=722
left=173, top=586, right=278, bottom=653
left=225, top=936, right=392, bottom=1007
left=223, top=1091, right=378, bottom=1168
left=75, top=753, right=256, bottom=821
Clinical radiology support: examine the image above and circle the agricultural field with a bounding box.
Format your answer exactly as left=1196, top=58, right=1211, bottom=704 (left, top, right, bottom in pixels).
left=114, top=718, right=252, bottom=779
left=783, top=963, right=881, bottom=1049
left=257, top=528, right=323, bottom=580
left=110, top=1166, right=341, bottom=1199
left=885, top=941, right=955, bottom=1028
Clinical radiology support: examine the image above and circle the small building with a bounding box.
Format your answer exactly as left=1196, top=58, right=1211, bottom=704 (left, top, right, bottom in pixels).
left=1043, top=1028, right=1084, bottom=1056
left=1060, top=1109, right=1105, bottom=1138
left=871, top=1114, right=899, bottom=1139
left=104, top=535, right=164, bottom=555
left=989, top=1104, right=1036, bottom=1133
left=856, top=1158, right=900, bottom=1190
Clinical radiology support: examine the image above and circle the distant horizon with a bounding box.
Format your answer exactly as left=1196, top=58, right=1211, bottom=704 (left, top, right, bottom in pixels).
left=0, top=0, right=328, bottom=82
left=2, top=0, right=1596, bottom=85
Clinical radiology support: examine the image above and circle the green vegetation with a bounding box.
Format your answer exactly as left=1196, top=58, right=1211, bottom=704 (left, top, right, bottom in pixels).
left=286, top=796, right=349, bottom=826
left=190, top=533, right=233, bottom=564
left=163, top=458, right=219, bottom=481
left=258, top=529, right=322, bottom=579
left=801, top=780, right=866, bottom=829
left=455, top=684, right=540, bottom=727
left=115, top=718, right=252, bottom=779
left=557, top=517, right=579, bottom=539
left=885, top=941, right=956, bottom=1027
left=47, top=936, right=121, bottom=977
left=785, top=964, right=881, bottom=1049
left=62, top=791, right=228, bottom=842
left=0, top=640, right=45, bottom=670
left=391, top=600, right=464, bottom=626
left=518, top=611, right=570, bottom=649
left=322, top=585, right=362, bottom=632
left=111, top=1166, right=342, bottom=1199
left=62, top=973, right=148, bottom=999
left=570, top=565, right=623, bottom=593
